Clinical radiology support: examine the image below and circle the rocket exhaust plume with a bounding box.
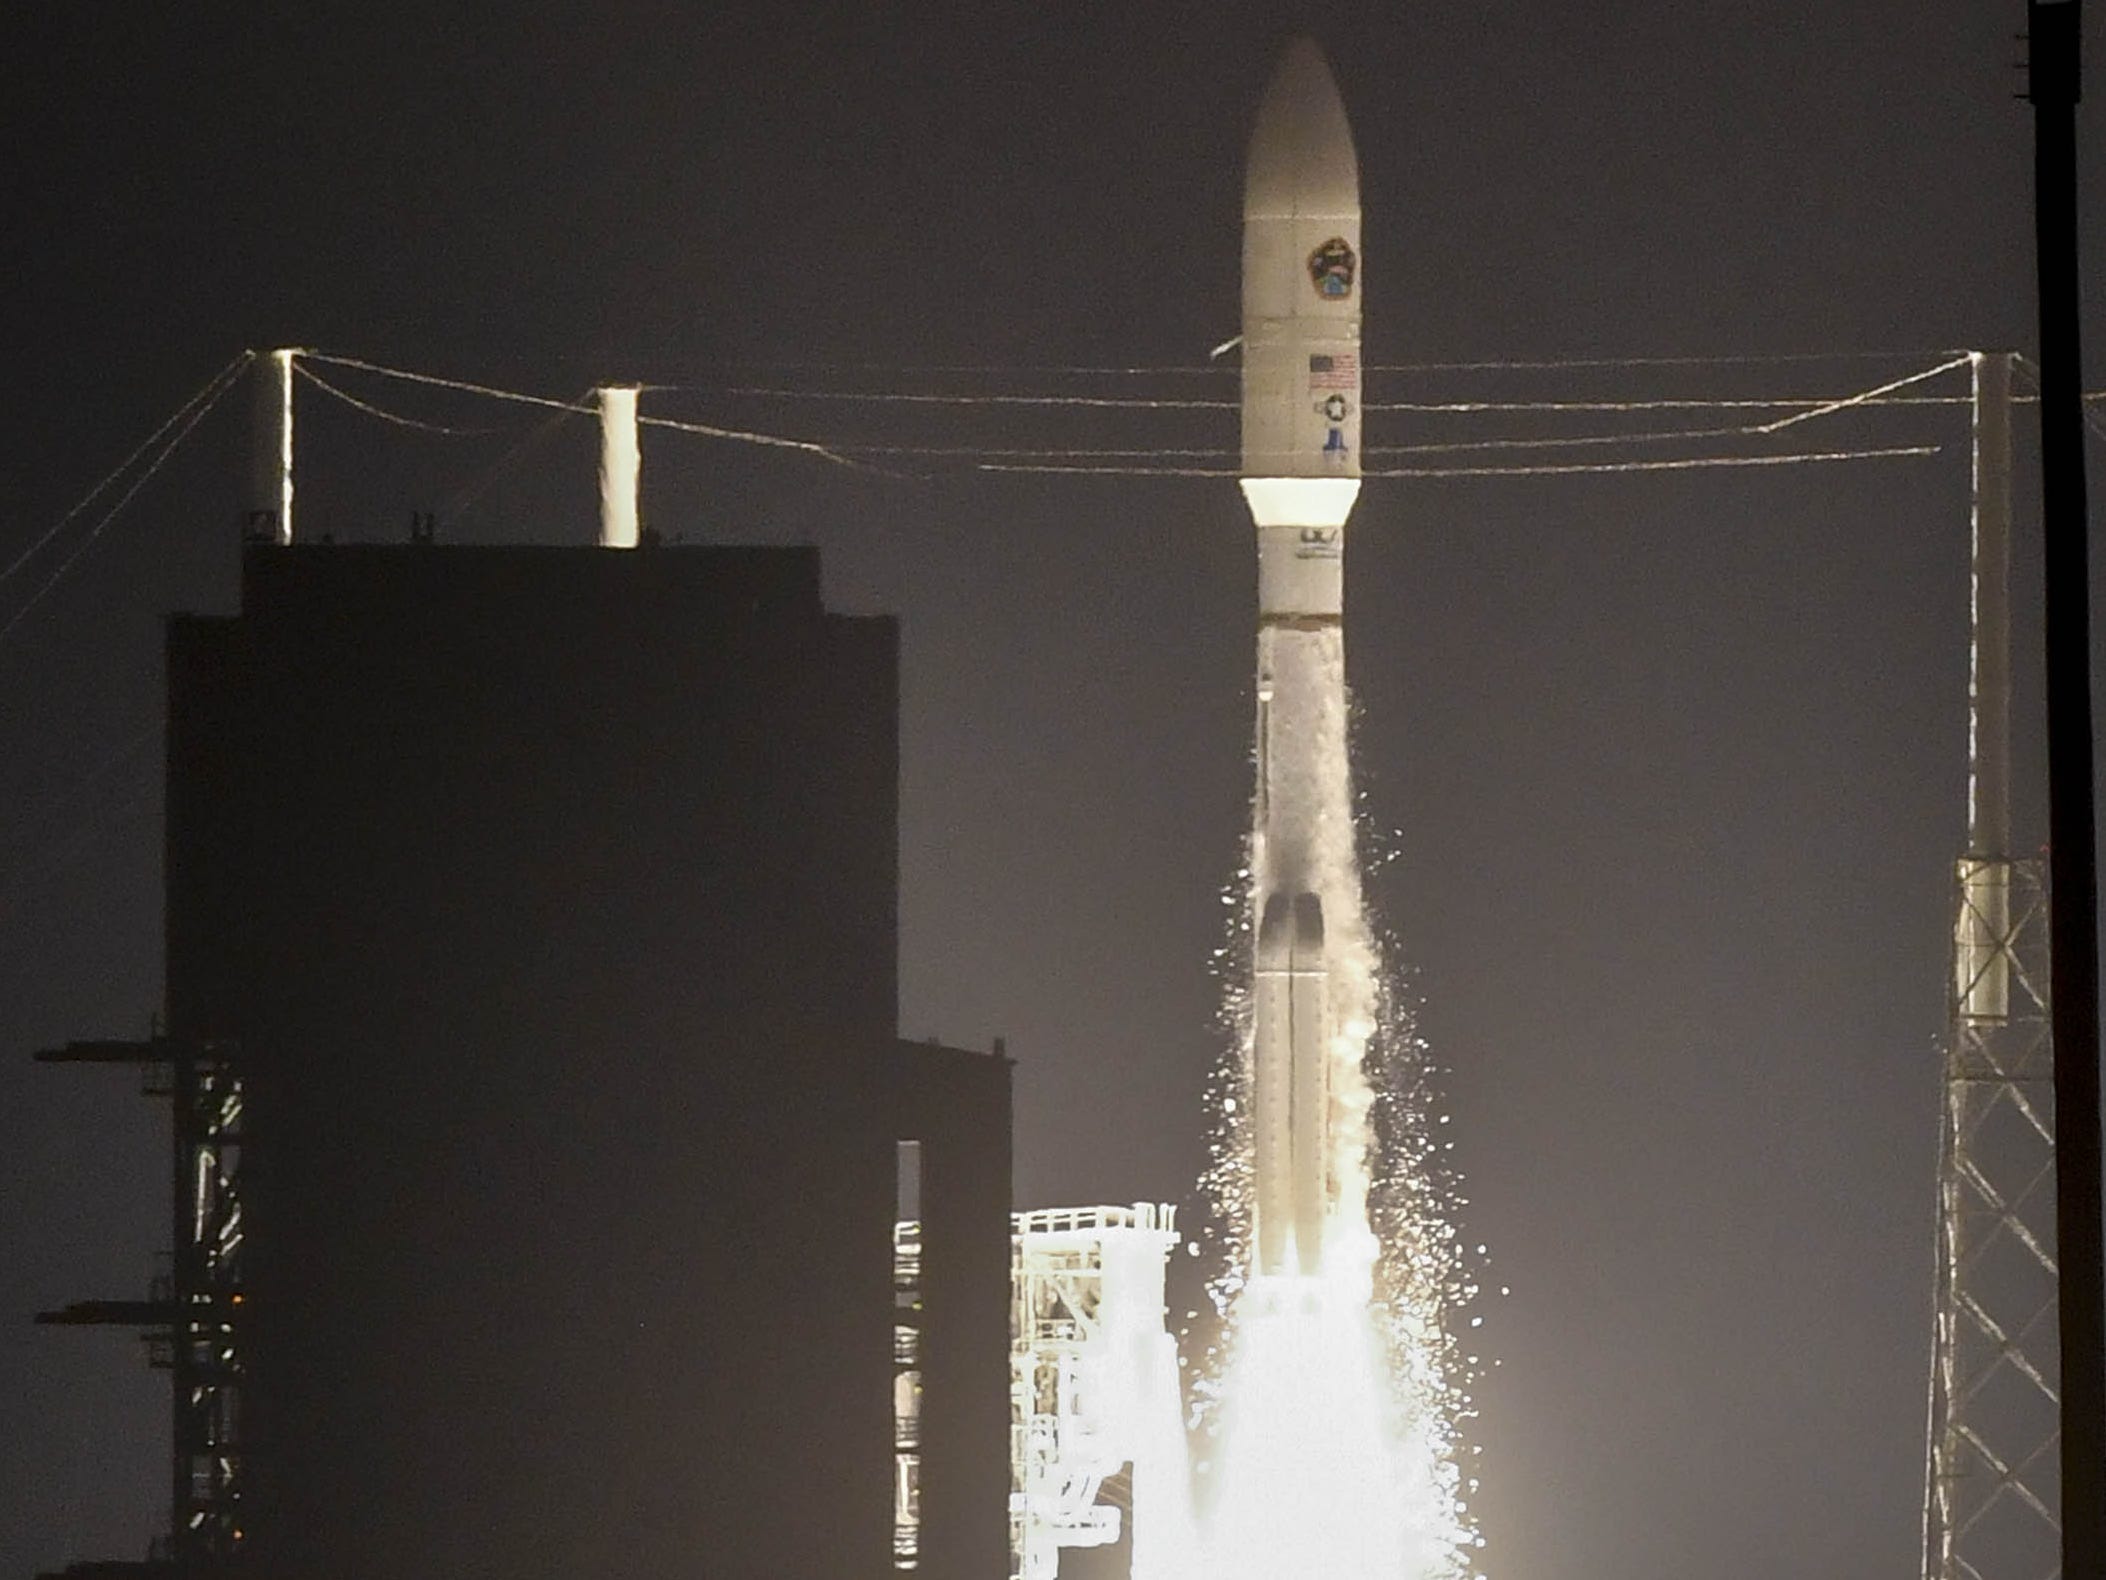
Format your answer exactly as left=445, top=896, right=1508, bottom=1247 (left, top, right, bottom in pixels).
left=1197, top=39, right=1475, bottom=1580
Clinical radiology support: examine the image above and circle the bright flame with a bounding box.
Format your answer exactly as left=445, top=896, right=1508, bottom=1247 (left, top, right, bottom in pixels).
left=1190, top=633, right=1477, bottom=1580
left=1210, top=1273, right=1462, bottom=1580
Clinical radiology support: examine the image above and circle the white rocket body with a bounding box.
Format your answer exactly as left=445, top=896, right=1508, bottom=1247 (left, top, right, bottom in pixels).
left=1242, top=40, right=1363, bottom=1280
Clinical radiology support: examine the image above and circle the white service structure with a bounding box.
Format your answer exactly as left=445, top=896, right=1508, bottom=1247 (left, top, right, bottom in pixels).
left=1009, top=1205, right=1191, bottom=1580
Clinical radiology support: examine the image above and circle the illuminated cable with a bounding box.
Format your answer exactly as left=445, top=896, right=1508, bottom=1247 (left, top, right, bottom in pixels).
left=686, top=384, right=1975, bottom=415
left=1371, top=443, right=1942, bottom=477
left=973, top=461, right=1239, bottom=476
left=834, top=421, right=1832, bottom=461
left=0, top=350, right=256, bottom=595
left=1366, top=349, right=1969, bottom=374
left=1383, top=373, right=1961, bottom=454
left=293, top=362, right=506, bottom=435
left=702, top=385, right=1239, bottom=410
left=302, top=352, right=592, bottom=415
left=0, top=357, right=253, bottom=648
left=838, top=443, right=1237, bottom=459
left=446, top=397, right=591, bottom=522
left=1750, top=355, right=1971, bottom=435
left=1371, top=424, right=1751, bottom=456
left=682, top=348, right=1960, bottom=378
left=1366, top=393, right=1975, bottom=414
left=337, top=353, right=2097, bottom=426
left=673, top=362, right=1237, bottom=380
left=303, top=352, right=869, bottom=469
left=634, top=411, right=888, bottom=474
left=971, top=443, right=1940, bottom=480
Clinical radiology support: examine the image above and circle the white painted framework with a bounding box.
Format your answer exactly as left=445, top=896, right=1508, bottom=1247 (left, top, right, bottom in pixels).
left=1925, top=858, right=2059, bottom=1580
left=894, top=1218, right=924, bottom=1569
left=1009, top=1204, right=1190, bottom=1580
left=889, top=1206, right=1188, bottom=1579
left=1922, top=352, right=2061, bottom=1580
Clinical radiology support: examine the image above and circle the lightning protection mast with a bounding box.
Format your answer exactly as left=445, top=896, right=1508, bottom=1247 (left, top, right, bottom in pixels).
left=1923, top=350, right=2061, bottom=1580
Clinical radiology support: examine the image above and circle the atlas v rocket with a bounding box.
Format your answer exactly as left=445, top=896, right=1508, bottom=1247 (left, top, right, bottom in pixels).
left=1242, top=39, right=1362, bottom=1280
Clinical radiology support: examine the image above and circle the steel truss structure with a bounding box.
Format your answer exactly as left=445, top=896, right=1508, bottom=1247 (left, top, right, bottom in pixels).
left=1009, top=1204, right=1188, bottom=1580
left=36, top=1036, right=247, bottom=1573
left=1921, top=351, right=2060, bottom=1580
left=894, top=1217, right=925, bottom=1570
left=1925, top=858, right=2059, bottom=1580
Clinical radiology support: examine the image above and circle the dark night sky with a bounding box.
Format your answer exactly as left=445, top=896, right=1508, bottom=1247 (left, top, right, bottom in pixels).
left=5, top=3, right=2103, bottom=1577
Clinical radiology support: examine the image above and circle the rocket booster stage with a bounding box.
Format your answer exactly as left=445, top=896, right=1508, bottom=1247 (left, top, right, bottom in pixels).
left=1241, top=40, right=1362, bottom=1280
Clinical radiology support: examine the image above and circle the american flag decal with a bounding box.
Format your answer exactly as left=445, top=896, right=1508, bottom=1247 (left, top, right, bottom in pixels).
left=1307, top=352, right=1358, bottom=391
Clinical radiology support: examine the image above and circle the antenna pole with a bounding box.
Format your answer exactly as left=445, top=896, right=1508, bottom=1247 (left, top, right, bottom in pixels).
left=2028, top=6, right=2103, bottom=1577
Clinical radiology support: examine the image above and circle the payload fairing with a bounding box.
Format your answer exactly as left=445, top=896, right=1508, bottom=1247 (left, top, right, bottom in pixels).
left=1241, top=39, right=1363, bottom=1280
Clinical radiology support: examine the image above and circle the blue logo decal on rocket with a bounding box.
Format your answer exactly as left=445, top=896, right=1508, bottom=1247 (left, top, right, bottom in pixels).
left=1307, top=237, right=1356, bottom=299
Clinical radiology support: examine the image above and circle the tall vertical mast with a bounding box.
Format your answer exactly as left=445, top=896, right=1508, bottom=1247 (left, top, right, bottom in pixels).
left=2026, top=3, right=2106, bottom=1571
left=1924, top=353, right=2061, bottom=1580
left=597, top=385, right=642, bottom=549
left=1958, top=351, right=2015, bottom=1022
left=1970, top=351, right=2013, bottom=861
left=249, top=349, right=295, bottom=545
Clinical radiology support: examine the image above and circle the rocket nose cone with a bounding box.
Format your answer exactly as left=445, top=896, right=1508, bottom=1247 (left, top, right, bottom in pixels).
left=1245, top=37, right=1359, bottom=218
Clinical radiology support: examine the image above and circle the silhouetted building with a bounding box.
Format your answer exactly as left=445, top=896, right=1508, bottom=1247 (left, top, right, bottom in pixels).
left=38, top=544, right=1011, bottom=1580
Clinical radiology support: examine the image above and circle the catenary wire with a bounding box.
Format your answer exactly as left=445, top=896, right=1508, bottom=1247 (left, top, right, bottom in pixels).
left=302, top=352, right=872, bottom=470
left=670, top=349, right=1965, bottom=379
left=0, top=350, right=256, bottom=595
left=679, top=374, right=1982, bottom=414
left=301, top=352, right=584, bottom=414
left=678, top=385, right=1974, bottom=413
left=711, top=360, right=1973, bottom=462
left=1366, top=349, right=1970, bottom=374
left=969, top=443, right=1941, bottom=480
left=709, top=386, right=1239, bottom=409
left=0, top=355, right=254, bottom=648
left=131, top=346, right=2070, bottom=500
left=447, top=397, right=592, bottom=522
left=305, top=349, right=2106, bottom=437
left=293, top=350, right=1983, bottom=484
left=636, top=411, right=911, bottom=480
left=830, top=419, right=1904, bottom=461
left=1751, top=355, right=1973, bottom=435
left=293, top=362, right=508, bottom=435
left=1376, top=444, right=1943, bottom=478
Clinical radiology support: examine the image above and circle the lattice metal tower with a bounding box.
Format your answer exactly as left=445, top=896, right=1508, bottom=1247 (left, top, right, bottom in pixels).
left=35, top=1034, right=248, bottom=1570
left=1009, top=1204, right=1191, bottom=1580
left=1923, top=351, right=2061, bottom=1580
